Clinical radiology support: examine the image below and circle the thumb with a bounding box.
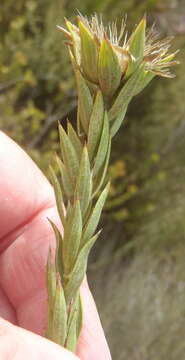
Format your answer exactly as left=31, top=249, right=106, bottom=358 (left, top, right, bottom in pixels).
left=0, top=318, right=79, bottom=360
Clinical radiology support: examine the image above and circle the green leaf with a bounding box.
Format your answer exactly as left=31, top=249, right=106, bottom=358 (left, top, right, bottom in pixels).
left=63, top=200, right=82, bottom=274
left=68, top=48, right=80, bottom=80
left=52, top=274, right=67, bottom=346
left=64, top=231, right=100, bottom=304
left=56, top=157, right=73, bottom=199
left=46, top=249, right=58, bottom=341
left=59, top=124, right=79, bottom=188
left=126, top=16, right=146, bottom=76
left=66, top=292, right=83, bottom=352
left=76, top=294, right=83, bottom=339
left=93, top=111, right=109, bottom=176
left=98, top=37, right=122, bottom=98
left=48, top=165, right=65, bottom=225
left=66, top=310, right=77, bottom=352
left=93, top=138, right=111, bottom=196
left=76, top=70, right=93, bottom=134
left=110, top=66, right=155, bottom=137
left=65, top=20, right=81, bottom=66
left=77, top=98, right=84, bottom=137
left=67, top=292, right=80, bottom=330
left=109, top=65, right=145, bottom=123
left=78, top=18, right=99, bottom=83
left=87, top=90, right=104, bottom=162
left=110, top=104, right=128, bottom=138
left=67, top=122, right=83, bottom=162
left=75, top=146, right=92, bottom=218
left=133, top=70, right=155, bottom=95
left=46, top=248, right=57, bottom=307
left=47, top=220, right=64, bottom=283
left=82, top=183, right=110, bottom=245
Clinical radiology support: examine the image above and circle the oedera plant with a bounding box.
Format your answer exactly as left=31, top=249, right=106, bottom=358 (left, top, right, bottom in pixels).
left=46, top=13, right=179, bottom=353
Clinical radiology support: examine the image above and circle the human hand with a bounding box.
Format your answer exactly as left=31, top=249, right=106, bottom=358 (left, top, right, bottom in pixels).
left=0, top=131, right=111, bottom=359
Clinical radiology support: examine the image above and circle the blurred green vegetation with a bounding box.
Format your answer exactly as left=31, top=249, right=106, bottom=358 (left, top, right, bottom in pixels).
left=1, top=0, right=185, bottom=359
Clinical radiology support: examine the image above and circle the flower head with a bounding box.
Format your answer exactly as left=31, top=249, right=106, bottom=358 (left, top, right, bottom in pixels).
left=57, top=14, right=179, bottom=98
left=57, top=14, right=130, bottom=98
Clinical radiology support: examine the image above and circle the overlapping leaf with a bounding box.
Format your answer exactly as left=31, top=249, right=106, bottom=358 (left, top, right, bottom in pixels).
left=64, top=231, right=100, bottom=304
left=75, top=146, right=92, bottom=218
left=87, top=90, right=104, bottom=162
left=76, top=70, right=93, bottom=134
left=59, top=124, right=80, bottom=188
left=63, top=200, right=82, bottom=274
left=93, top=111, right=109, bottom=175
left=52, top=275, right=67, bottom=346
left=66, top=293, right=82, bottom=352
left=56, top=156, right=73, bottom=199
left=98, top=37, right=122, bottom=97
left=67, top=122, right=83, bottom=162
left=78, top=19, right=99, bottom=83
left=109, top=65, right=145, bottom=122
left=82, top=183, right=110, bottom=245
left=126, top=16, right=146, bottom=77
left=49, top=165, right=65, bottom=225
left=47, top=220, right=64, bottom=282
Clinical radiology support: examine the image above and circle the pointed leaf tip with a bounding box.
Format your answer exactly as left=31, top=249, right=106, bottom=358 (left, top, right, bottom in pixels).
left=126, top=16, right=146, bottom=76
left=56, top=25, right=71, bottom=39
left=82, top=182, right=110, bottom=245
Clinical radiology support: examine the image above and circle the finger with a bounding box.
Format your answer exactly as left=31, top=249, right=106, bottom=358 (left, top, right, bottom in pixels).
left=0, top=287, right=16, bottom=324
left=0, top=318, right=79, bottom=360
left=0, top=205, right=112, bottom=359
left=0, top=131, right=54, bottom=252
left=0, top=132, right=111, bottom=359
left=0, top=204, right=60, bottom=334
left=77, top=280, right=112, bottom=360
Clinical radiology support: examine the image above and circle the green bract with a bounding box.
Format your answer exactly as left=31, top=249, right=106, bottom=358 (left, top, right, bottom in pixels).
left=78, top=19, right=99, bottom=83
left=98, top=37, right=122, bottom=98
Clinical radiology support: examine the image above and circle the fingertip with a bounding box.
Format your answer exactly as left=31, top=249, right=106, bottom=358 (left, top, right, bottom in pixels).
left=77, top=280, right=112, bottom=360
left=0, top=318, right=80, bottom=360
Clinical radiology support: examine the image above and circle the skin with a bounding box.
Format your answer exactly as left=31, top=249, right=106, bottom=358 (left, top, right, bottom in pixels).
left=0, top=131, right=112, bottom=360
